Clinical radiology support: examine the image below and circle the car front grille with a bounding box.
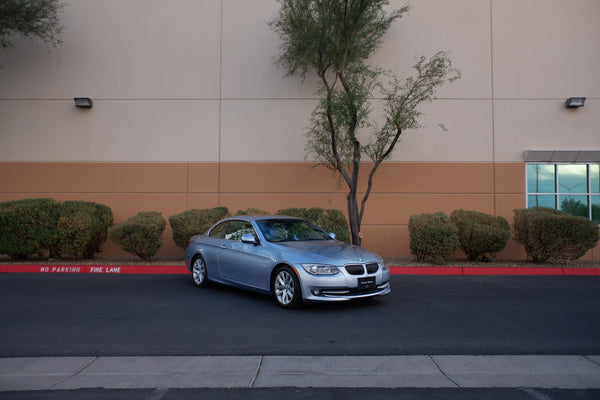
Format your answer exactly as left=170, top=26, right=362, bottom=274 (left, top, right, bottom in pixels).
left=366, top=263, right=379, bottom=273
left=345, top=263, right=379, bottom=275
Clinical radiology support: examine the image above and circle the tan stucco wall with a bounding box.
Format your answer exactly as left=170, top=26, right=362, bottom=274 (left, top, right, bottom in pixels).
left=1, top=0, right=598, bottom=163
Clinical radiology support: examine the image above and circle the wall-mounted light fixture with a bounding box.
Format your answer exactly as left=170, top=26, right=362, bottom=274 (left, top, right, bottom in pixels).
left=74, top=97, right=93, bottom=108
left=565, top=97, right=586, bottom=108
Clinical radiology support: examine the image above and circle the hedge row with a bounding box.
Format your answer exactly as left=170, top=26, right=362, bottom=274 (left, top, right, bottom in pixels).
left=0, top=198, right=113, bottom=259
left=409, top=208, right=599, bottom=264
left=0, top=200, right=350, bottom=261
left=106, top=206, right=351, bottom=260
left=3, top=199, right=597, bottom=263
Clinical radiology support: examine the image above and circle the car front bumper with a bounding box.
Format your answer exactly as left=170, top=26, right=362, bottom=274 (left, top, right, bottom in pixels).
left=297, top=267, right=392, bottom=302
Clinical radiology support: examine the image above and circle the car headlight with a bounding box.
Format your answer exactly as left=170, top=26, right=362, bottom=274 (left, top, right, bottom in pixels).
left=302, top=264, right=339, bottom=275
left=380, top=262, right=389, bottom=271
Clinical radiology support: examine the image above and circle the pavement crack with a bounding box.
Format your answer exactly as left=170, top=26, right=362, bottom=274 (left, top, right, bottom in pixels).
left=250, top=355, right=264, bottom=388
left=146, top=388, right=170, bottom=400
left=429, top=355, right=461, bottom=388
left=583, top=355, right=600, bottom=368
left=520, top=387, right=553, bottom=400
left=49, top=356, right=98, bottom=389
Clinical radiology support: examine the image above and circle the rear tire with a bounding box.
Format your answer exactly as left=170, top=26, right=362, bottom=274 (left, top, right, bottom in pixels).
left=273, top=266, right=302, bottom=308
left=191, top=256, right=209, bottom=288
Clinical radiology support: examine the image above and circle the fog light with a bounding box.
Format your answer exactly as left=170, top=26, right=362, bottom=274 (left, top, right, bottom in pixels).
left=311, top=289, right=322, bottom=296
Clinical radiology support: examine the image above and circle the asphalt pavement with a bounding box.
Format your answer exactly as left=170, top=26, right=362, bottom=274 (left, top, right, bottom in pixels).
left=1, top=273, right=600, bottom=396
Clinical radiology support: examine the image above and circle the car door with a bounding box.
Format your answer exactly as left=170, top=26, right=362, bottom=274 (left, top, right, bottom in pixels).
left=216, top=220, right=272, bottom=290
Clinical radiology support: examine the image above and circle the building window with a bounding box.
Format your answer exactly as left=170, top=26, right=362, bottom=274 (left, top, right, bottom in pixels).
left=526, top=163, right=600, bottom=223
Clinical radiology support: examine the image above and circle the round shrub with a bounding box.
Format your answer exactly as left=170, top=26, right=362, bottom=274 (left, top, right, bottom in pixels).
left=450, top=209, right=510, bottom=261
left=169, top=207, right=229, bottom=249
left=0, top=198, right=60, bottom=259
left=55, top=201, right=113, bottom=258
left=409, top=212, right=460, bottom=265
left=513, top=207, right=600, bottom=263
left=276, top=207, right=350, bottom=243
left=109, top=211, right=166, bottom=260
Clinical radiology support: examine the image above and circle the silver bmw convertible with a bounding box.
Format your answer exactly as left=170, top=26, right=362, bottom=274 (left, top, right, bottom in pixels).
left=185, top=215, right=391, bottom=308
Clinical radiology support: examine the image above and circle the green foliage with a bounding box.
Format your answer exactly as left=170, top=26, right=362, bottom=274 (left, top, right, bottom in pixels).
left=0, top=0, right=64, bottom=49
left=0, top=198, right=113, bottom=259
left=54, top=201, right=113, bottom=258
left=408, top=212, right=460, bottom=265
left=109, top=211, right=166, bottom=261
left=450, top=209, right=510, bottom=260
left=513, top=207, right=600, bottom=263
left=0, top=198, right=60, bottom=258
left=234, top=208, right=270, bottom=216
left=270, top=0, right=460, bottom=246
left=270, top=0, right=405, bottom=79
left=169, top=207, right=230, bottom=249
left=560, top=197, right=588, bottom=218
left=276, top=207, right=350, bottom=243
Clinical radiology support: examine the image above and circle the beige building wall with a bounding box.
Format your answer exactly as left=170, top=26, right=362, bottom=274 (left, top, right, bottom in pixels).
left=0, top=0, right=598, bottom=259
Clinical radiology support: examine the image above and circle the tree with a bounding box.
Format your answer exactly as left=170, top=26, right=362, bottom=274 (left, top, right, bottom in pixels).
left=0, top=0, right=64, bottom=50
left=270, top=0, right=460, bottom=246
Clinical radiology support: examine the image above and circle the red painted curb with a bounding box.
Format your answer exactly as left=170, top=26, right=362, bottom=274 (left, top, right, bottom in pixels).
left=1, top=265, right=599, bottom=276
left=389, top=266, right=600, bottom=276
left=389, top=267, right=464, bottom=275
left=0, top=265, right=189, bottom=274
left=563, top=268, right=600, bottom=276
left=462, top=267, right=563, bottom=276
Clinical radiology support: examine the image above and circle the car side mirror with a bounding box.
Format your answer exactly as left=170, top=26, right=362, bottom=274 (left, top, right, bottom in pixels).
left=241, top=234, right=259, bottom=245
left=328, top=233, right=336, bottom=240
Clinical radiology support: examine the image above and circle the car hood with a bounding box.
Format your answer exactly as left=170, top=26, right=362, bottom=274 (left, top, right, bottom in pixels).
left=274, top=240, right=380, bottom=264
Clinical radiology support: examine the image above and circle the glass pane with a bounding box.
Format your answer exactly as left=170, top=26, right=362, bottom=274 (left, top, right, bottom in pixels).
left=591, top=164, right=599, bottom=194
left=559, top=195, right=588, bottom=218
left=528, top=194, right=556, bottom=209
left=592, top=196, right=600, bottom=224
left=557, top=164, right=587, bottom=194
left=527, top=164, right=555, bottom=193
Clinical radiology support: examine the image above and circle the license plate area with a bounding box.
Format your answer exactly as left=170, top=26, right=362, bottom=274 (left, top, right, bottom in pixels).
left=358, top=276, right=376, bottom=290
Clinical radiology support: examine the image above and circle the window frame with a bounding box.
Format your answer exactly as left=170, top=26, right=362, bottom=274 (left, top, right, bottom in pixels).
left=526, top=162, right=600, bottom=223
left=208, top=220, right=257, bottom=241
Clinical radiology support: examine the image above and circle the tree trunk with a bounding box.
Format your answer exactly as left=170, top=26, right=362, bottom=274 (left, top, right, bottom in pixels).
left=347, top=191, right=361, bottom=247
left=347, top=142, right=362, bottom=247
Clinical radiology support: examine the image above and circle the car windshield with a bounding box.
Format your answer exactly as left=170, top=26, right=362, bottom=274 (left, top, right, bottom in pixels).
left=256, top=219, right=332, bottom=242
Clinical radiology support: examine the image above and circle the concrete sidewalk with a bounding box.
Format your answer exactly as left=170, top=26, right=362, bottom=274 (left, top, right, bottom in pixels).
left=1, top=355, right=600, bottom=392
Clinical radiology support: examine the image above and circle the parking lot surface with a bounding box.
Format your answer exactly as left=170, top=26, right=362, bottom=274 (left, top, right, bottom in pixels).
left=1, top=273, right=599, bottom=396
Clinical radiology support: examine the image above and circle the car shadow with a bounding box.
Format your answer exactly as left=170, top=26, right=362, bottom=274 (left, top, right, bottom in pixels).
left=185, top=276, right=386, bottom=311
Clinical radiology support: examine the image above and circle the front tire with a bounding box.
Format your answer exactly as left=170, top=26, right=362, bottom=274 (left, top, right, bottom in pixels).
left=191, top=256, right=209, bottom=288
left=273, top=266, right=302, bottom=308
